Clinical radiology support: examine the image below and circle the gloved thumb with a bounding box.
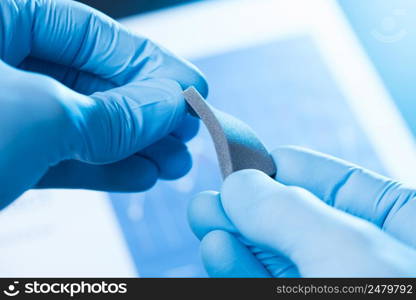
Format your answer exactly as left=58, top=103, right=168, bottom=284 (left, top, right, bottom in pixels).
left=68, top=78, right=187, bottom=163
left=220, top=169, right=380, bottom=270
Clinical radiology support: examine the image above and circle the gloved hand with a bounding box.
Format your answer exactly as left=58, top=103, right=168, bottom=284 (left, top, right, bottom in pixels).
left=0, top=0, right=207, bottom=207
left=188, top=146, right=416, bottom=277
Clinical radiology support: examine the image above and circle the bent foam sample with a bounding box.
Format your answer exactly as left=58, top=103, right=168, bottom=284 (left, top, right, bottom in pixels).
left=183, top=87, right=276, bottom=179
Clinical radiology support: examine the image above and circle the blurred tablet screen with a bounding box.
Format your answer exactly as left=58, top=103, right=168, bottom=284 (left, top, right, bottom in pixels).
left=110, top=35, right=387, bottom=277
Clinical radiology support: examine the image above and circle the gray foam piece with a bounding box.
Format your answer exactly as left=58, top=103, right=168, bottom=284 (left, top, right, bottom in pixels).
left=183, top=87, right=276, bottom=179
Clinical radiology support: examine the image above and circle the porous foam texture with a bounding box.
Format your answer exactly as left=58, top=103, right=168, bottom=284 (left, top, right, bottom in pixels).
left=183, top=87, right=276, bottom=179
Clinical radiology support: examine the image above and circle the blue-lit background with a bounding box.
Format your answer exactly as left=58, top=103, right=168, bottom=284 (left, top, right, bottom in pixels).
left=111, top=36, right=385, bottom=277
left=76, top=0, right=416, bottom=277
left=339, top=0, right=416, bottom=135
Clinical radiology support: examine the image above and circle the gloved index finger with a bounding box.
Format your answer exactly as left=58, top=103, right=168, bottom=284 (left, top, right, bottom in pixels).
left=1, top=0, right=207, bottom=95
left=271, top=146, right=416, bottom=227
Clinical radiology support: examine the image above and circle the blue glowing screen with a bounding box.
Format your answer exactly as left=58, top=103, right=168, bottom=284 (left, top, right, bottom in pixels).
left=109, top=36, right=386, bottom=277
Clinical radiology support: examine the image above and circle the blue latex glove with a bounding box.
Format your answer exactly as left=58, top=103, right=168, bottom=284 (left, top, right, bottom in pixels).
left=0, top=0, right=207, bottom=207
left=188, top=146, right=416, bottom=277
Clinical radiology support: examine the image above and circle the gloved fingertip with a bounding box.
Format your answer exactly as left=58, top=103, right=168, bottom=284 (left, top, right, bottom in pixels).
left=151, top=77, right=187, bottom=118
left=181, top=63, right=209, bottom=98
left=270, top=145, right=324, bottom=184
left=140, top=136, right=192, bottom=180
left=36, top=155, right=160, bottom=192
left=84, top=77, right=188, bottom=162
left=222, top=168, right=275, bottom=190
left=127, top=157, right=159, bottom=191
left=187, top=191, right=235, bottom=240
left=171, top=114, right=200, bottom=142
left=201, top=230, right=271, bottom=278
left=194, top=76, right=209, bottom=99
left=151, top=78, right=189, bottom=139
left=159, top=146, right=192, bottom=180
left=221, top=169, right=280, bottom=215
